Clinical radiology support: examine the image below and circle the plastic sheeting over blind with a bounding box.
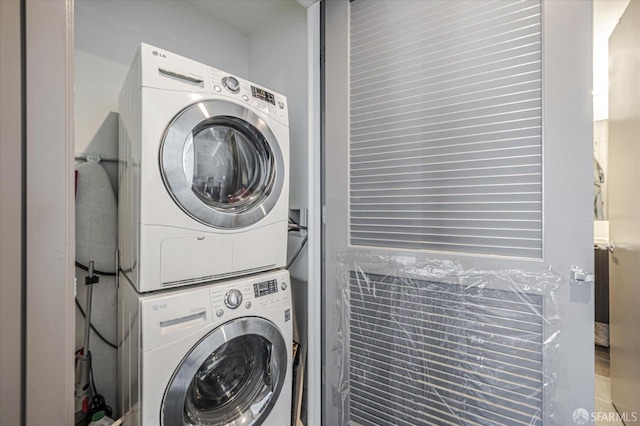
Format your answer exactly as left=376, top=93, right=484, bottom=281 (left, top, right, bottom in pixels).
left=336, top=254, right=562, bottom=426
left=349, top=0, right=543, bottom=258
left=350, top=275, right=544, bottom=425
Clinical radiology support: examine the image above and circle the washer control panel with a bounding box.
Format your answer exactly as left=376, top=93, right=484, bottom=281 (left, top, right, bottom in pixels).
left=224, top=289, right=243, bottom=309
left=209, top=272, right=290, bottom=319
left=253, top=279, right=278, bottom=298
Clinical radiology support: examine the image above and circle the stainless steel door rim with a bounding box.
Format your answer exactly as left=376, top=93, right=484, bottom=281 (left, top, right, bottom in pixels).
left=160, top=99, right=285, bottom=229
left=162, top=316, right=288, bottom=426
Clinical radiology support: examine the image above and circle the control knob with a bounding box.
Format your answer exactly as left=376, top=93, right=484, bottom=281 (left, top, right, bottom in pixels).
left=224, top=289, right=243, bottom=309
left=222, top=76, right=240, bottom=93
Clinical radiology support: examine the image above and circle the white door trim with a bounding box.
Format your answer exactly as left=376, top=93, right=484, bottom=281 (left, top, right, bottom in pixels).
left=25, top=0, right=75, bottom=424
left=306, top=2, right=322, bottom=425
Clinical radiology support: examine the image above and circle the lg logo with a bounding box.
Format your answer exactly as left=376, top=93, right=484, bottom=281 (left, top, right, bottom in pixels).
left=152, top=50, right=166, bottom=58
left=152, top=303, right=168, bottom=311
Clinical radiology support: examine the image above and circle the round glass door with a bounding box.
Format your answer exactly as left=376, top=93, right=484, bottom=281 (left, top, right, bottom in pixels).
left=162, top=317, right=287, bottom=426
left=187, top=118, right=273, bottom=212
left=161, top=100, right=285, bottom=229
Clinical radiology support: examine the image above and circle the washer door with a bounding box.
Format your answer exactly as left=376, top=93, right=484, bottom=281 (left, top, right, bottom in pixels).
left=161, top=100, right=285, bottom=229
left=162, top=317, right=288, bottom=426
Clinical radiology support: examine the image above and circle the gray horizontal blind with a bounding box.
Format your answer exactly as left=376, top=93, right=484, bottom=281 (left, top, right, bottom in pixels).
left=349, top=0, right=543, bottom=258
left=349, top=272, right=544, bottom=426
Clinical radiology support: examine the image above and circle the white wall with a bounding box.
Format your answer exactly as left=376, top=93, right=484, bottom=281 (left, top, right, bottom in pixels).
left=26, top=0, right=76, bottom=423
left=248, top=0, right=309, bottom=283
left=247, top=6, right=309, bottom=421
left=74, top=0, right=249, bottom=414
left=248, top=0, right=307, bottom=212
left=75, top=0, right=249, bottom=168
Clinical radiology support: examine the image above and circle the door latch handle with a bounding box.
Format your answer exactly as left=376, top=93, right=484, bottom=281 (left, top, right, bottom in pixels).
left=608, top=241, right=616, bottom=253
left=571, top=266, right=594, bottom=283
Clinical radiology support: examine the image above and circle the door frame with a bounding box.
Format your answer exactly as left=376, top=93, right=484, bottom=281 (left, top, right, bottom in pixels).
left=306, top=2, right=322, bottom=426
left=0, top=0, right=24, bottom=424
left=23, top=0, right=75, bottom=424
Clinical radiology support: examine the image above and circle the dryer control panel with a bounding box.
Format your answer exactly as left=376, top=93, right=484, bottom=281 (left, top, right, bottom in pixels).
left=251, top=86, right=275, bottom=105
left=136, top=43, right=288, bottom=126
left=208, top=66, right=288, bottom=126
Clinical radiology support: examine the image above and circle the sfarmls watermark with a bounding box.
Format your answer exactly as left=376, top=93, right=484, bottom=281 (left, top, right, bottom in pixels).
left=572, top=408, right=638, bottom=424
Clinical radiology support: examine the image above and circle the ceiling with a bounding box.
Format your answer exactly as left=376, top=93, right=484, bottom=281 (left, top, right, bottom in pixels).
left=184, top=0, right=294, bottom=36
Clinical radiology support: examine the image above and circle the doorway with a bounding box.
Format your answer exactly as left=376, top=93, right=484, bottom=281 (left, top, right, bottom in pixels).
left=592, top=1, right=635, bottom=424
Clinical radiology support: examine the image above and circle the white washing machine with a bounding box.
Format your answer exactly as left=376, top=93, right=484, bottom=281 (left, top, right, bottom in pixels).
left=119, top=43, right=290, bottom=293
left=118, top=269, right=293, bottom=426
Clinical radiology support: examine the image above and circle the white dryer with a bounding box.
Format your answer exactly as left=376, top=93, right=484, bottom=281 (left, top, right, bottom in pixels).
left=119, top=43, right=289, bottom=292
left=118, top=269, right=293, bottom=426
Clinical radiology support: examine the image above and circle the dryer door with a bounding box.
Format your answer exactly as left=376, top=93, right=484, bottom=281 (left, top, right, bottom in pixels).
left=160, top=99, right=285, bottom=229
left=162, top=317, right=288, bottom=426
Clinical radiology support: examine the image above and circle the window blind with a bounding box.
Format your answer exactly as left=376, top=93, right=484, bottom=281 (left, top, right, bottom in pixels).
left=349, top=0, right=543, bottom=258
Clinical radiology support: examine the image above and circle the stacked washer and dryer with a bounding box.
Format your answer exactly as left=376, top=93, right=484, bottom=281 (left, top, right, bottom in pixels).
left=117, top=43, right=293, bottom=426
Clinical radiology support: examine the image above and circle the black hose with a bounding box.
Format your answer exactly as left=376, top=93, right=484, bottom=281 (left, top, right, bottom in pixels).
left=76, top=261, right=116, bottom=276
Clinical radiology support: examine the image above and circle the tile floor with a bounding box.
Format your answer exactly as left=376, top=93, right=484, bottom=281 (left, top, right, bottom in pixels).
left=595, top=345, right=625, bottom=426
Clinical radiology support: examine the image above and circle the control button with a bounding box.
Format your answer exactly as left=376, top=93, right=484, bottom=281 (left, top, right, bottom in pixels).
left=216, top=309, right=224, bottom=317
left=242, top=95, right=249, bottom=102
left=222, top=76, right=240, bottom=93
left=224, top=289, right=243, bottom=309
left=281, top=281, right=287, bottom=291
left=245, top=301, right=252, bottom=309
left=213, top=85, right=222, bottom=92
left=278, top=101, right=285, bottom=109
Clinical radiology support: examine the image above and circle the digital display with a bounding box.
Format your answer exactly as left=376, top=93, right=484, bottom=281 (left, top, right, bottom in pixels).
left=251, top=86, right=275, bottom=105
left=253, top=279, right=278, bottom=298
